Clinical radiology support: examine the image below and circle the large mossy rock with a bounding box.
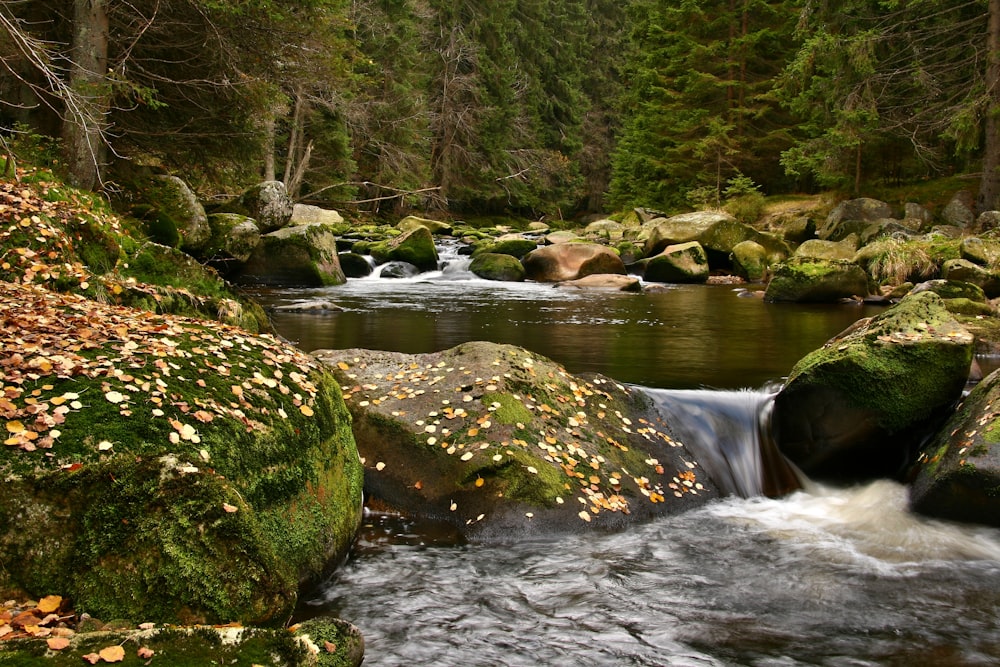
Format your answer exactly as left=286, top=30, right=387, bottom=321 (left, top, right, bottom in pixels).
left=521, top=243, right=626, bottom=282
left=0, top=282, right=363, bottom=624
left=235, top=223, right=347, bottom=287
left=469, top=252, right=526, bottom=281
left=730, top=240, right=768, bottom=282
left=313, top=342, right=719, bottom=540
left=764, top=257, right=870, bottom=302
left=397, top=215, right=453, bottom=235
left=793, top=238, right=858, bottom=261
left=641, top=242, right=710, bottom=284
left=291, top=203, right=345, bottom=227
left=472, top=234, right=538, bottom=259
left=0, top=616, right=363, bottom=666
left=370, top=226, right=439, bottom=272
left=941, top=258, right=1000, bottom=298
left=147, top=175, right=211, bottom=254
left=772, top=291, right=974, bottom=480
left=910, top=368, right=1000, bottom=527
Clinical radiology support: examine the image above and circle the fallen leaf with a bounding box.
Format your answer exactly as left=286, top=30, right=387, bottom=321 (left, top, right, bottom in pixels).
left=299, top=404, right=314, bottom=417
left=82, top=653, right=101, bottom=664
left=324, top=640, right=337, bottom=653
left=137, top=646, right=155, bottom=659
left=36, top=595, right=62, bottom=614
left=222, top=503, right=238, bottom=513
left=99, top=645, right=126, bottom=662
left=46, top=636, right=70, bottom=650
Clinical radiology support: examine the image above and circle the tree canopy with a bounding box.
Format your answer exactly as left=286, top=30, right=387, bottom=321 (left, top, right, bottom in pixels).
left=3, top=0, right=1000, bottom=216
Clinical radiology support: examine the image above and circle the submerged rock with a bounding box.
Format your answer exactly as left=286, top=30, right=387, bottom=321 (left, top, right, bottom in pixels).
left=910, top=367, right=1000, bottom=527
left=314, top=342, right=719, bottom=540
left=772, top=291, right=974, bottom=480
left=556, top=274, right=642, bottom=292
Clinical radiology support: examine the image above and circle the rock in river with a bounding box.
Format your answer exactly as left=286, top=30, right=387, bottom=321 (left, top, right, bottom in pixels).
left=314, top=342, right=719, bottom=539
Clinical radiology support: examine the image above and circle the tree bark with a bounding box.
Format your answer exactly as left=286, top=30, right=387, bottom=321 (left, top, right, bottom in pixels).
left=63, top=0, right=109, bottom=191
left=979, top=0, right=1000, bottom=214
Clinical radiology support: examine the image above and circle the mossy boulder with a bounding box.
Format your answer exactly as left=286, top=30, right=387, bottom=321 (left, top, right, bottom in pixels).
left=640, top=242, right=710, bottom=284
left=397, top=215, right=453, bottom=235
left=291, top=203, right=345, bottom=228
left=0, top=617, right=363, bottom=666
left=313, top=342, right=719, bottom=540
left=370, top=226, right=438, bottom=272
left=772, top=291, right=974, bottom=480
left=522, top=243, right=626, bottom=282
left=140, top=175, right=211, bottom=254
left=235, top=223, right=347, bottom=287
left=204, top=213, right=261, bottom=268
left=910, top=367, right=1000, bottom=527
left=764, top=257, right=870, bottom=303
left=0, top=281, right=363, bottom=624
left=469, top=252, right=526, bottom=282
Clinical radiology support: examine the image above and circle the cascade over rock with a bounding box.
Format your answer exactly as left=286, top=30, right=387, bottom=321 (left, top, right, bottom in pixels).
left=772, top=291, right=974, bottom=480
left=521, top=243, right=626, bottom=282
left=314, top=342, right=719, bottom=539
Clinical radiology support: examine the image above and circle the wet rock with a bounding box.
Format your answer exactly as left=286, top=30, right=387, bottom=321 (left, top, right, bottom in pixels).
left=469, top=252, right=526, bottom=281
left=764, top=257, right=870, bottom=303
left=273, top=300, right=343, bottom=313
left=522, top=243, right=626, bottom=282
left=338, top=251, right=373, bottom=278
left=314, top=342, right=719, bottom=540
left=772, top=291, right=974, bottom=480
left=910, top=367, right=1000, bottom=527
left=641, top=241, right=710, bottom=284
left=370, top=226, right=439, bottom=272
left=379, top=261, right=421, bottom=279
left=235, top=223, right=346, bottom=287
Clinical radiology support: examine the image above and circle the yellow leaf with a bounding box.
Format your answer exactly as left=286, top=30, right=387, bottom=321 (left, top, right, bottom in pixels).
left=475, top=477, right=484, bottom=488
left=222, top=503, right=239, bottom=513
left=6, top=420, right=24, bottom=434
left=299, top=404, right=314, bottom=417
left=36, top=595, right=62, bottom=613
left=337, top=362, right=350, bottom=371
left=578, top=511, right=592, bottom=522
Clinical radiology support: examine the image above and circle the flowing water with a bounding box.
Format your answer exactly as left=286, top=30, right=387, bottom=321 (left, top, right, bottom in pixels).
left=247, top=250, right=1000, bottom=666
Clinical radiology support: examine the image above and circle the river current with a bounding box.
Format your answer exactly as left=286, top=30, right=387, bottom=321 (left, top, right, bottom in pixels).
left=247, top=251, right=1000, bottom=666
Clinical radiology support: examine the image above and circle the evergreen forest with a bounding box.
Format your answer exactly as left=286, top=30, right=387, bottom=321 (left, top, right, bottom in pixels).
left=2, top=0, right=999, bottom=219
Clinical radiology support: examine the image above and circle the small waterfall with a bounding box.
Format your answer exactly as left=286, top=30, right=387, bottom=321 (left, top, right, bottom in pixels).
left=641, top=387, right=801, bottom=498
left=436, top=239, right=473, bottom=278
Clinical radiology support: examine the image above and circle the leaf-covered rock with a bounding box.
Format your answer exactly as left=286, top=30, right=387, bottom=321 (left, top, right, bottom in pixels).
left=314, top=342, right=719, bottom=540
left=0, top=282, right=363, bottom=624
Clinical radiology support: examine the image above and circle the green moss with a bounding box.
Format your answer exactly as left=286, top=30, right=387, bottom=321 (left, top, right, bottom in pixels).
left=487, top=393, right=534, bottom=425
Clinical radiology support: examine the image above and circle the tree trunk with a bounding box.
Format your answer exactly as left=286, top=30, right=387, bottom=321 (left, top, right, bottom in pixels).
left=979, top=0, right=1000, bottom=214
left=63, top=0, right=109, bottom=191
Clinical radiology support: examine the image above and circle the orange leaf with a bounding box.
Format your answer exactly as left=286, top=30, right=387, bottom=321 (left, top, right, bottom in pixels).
left=82, top=653, right=100, bottom=664
left=46, top=637, right=70, bottom=651
left=299, top=404, right=314, bottom=417
left=222, top=503, right=238, bottom=513
left=99, top=645, right=126, bottom=662
left=137, top=647, right=155, bottom=659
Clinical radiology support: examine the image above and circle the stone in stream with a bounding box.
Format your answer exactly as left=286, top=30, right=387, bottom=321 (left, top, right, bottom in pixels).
left=910, top=366, right=1000, bottom=527
left=235, top=223, right=346, bottom=287
left=521, top=243, right=626, bottom=282
left=640, top=241, right=710, bottom=284
left=314, top=342, right=720, bottom=539
left=763, top=257, right=870, bottom=303
left=772, top=291, right=974, bottom=480
left=469, top=252, right=527, bottom=281
left=370, top=226, right=439, bottom=272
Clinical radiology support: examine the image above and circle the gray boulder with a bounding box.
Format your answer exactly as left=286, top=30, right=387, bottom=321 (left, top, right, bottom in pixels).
left=941, top=259, right=1000, bottom=298
left=545, top=230, right=581, bottom=245
left=818, top=198, right=893, bottom=240
left=976, top=210, right=1000, bottom=233
left=773, top=291, right=974, bottom=479
left=379, top=261, right=421, bottom=279
left=764, top=257, right=870, bottom=302
left=904, top=202, right=934, bottom=229
left=941, top=191, right=975, bottom=228
left=235, top=223, right=346, bottom=287
left=910, top=367, right=1000, bottom=527
left=228, top=181, right=294, bottom=233
left=522, top=243, right=626, bottom=282
left=731, top=240, right=769, bottom=282
left=398, top=215, right=453, bottom=235
left=642, top=242, right=710, bottom=284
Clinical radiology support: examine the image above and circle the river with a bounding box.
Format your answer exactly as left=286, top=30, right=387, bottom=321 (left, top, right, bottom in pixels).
left=246, top=255, right=1000, bottom=666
